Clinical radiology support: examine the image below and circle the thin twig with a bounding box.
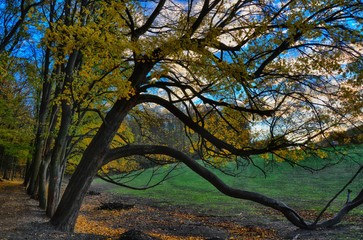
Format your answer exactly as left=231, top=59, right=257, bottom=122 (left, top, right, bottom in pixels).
left=312, top=165, right=363, bottom=226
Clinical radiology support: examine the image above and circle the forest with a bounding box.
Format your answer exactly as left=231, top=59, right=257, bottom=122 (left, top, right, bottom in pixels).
left=0, top=0, right=362, bottom=239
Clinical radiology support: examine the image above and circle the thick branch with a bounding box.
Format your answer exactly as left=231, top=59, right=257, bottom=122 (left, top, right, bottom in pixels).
left=104, top=144, right=308, bottom=228
left=318, top=188, right=363, bottom=228
left=317, top=165, right=363, bottom=228
left=105, top=145, right=363, bottom=229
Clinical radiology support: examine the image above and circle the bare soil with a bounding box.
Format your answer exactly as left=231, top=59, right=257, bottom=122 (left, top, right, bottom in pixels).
left=0, top=180, right=362, bottom=240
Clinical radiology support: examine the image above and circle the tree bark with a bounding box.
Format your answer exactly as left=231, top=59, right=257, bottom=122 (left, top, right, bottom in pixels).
left=38, top=155, right=50, bottom=209
left=10, top=157, right=16, bottom=180
left=27, top=128, right=46, bottom=195
left=23, top=158, right=31, bottom=186
left=46, top=101, right=72, bottom=217
left=39, top=103, right=58, bottom=209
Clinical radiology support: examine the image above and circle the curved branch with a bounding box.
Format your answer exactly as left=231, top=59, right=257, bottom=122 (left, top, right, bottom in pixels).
left=104, top=144, right=308, bottom=229
left=104, top=145, right=363, bottom=229
left=97, top=163, right=178, bottom=191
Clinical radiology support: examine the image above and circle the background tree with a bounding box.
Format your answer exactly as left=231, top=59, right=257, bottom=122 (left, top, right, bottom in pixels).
left=0, top=57, right=35, bottom=180
left=0, top=0, right=45, bottom=53
left=25, top=0, right=59, bottom=199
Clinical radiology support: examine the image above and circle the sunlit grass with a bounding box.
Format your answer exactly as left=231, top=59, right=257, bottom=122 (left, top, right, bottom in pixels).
left=93, top=145, right=363, bottom=217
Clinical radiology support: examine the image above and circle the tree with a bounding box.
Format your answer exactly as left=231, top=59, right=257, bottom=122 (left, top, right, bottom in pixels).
left=25, top=0, right=58, bottom=199
left=43, top=0, right=363, bottom=232
left=0, top=57, right=34, bottom=180
left=0, top=0, right=52, bottom=196
left=25, top=0, right=136, bottom=215
left=0, top=0, right=45, bottom=53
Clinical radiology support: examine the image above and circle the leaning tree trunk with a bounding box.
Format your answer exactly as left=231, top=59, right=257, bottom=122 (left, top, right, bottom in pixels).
left=46, top=111, right=71, bottom=216
left=39, top=104, right=58, bottom=209
left=46, top=41, right=83, bottom=215
left=31, top=0, right=57, bottom=203
left=27, top=127, right=46, bottom=195
left=27, top=49, right=53, bottom=196
left=50, top=97, right=139, bottom=231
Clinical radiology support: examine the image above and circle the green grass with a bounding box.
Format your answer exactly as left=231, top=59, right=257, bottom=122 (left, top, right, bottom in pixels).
left=93, top=145, right=363, bottom=217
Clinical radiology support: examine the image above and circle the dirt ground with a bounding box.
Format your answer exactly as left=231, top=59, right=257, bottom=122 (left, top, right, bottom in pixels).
left=0, top=180, right=362, bottom=240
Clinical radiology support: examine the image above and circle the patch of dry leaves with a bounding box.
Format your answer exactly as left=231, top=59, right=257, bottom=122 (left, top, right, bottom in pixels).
left=76, top=194, right=278, bottom=239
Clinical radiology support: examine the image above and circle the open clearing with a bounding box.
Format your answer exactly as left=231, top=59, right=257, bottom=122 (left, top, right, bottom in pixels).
left=0, top=146, right=362, bottom=239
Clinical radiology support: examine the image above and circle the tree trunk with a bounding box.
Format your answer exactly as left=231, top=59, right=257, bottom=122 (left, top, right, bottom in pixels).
left=38, top=155, right=51, bottom=209
left=46, top=101, right=72, bottom=217
left=27, top=72, right=52, bottom=196
left=23, top=158, right=31, bottom=186
left=39, top=99, right=59, bottom=209
left=3, top=166, right=9, bottom=180
left=50, top=96, right=139, bottom=231
left=50, top=61, right=152, bottom=231
left=46, top=43, right=82, bottom=215
left=0, top=155, right=3, bottom=176
left=10, top=157, right=16, bottom=180
left=27, top=0, right=57, bottom=198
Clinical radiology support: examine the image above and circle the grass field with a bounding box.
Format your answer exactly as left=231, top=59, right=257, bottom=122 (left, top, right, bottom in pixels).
left=94, top=145, right=363, bottom=217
